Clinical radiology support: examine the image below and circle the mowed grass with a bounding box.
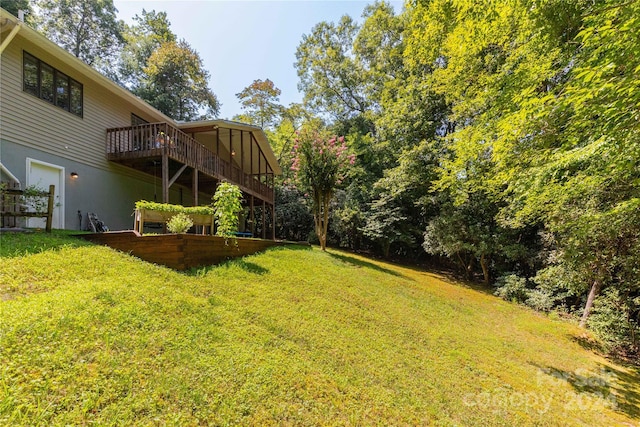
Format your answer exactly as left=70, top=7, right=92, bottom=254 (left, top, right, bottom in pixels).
left=0, top=232, right=639, bottom=426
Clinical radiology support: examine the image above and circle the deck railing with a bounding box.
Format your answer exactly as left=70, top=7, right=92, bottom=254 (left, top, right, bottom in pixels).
left=106, top=122, right=273, bottom=201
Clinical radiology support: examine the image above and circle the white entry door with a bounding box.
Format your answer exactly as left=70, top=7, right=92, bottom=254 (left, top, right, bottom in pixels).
left=26, top=158, right=64, bottom=229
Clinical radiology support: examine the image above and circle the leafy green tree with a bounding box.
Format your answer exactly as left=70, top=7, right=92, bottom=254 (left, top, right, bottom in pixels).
left=35, top=0, right=124, bottom=67
left=212, top=182, right=243, bottom=237
left=139, top=40, right=220, bottom=120
left=424, top=190, right=536, bottom=284
left=295, top=15, right=370, bottom=121
left=116, top=9, right=176, bottom=89
left=330, top=191, right=365, bottom=250
left=235, top=79, right=283, bottom=129
left=1, top=0, right=32, bottom=21
left=401, top=0, right=639, bottom=339
left=275, top=184, right=313, bottom=242
left=291, top=125, right=354, bottom=250
left=361, top=195, right=413, bottom=258
left=495, top=0, right=640, bottom=327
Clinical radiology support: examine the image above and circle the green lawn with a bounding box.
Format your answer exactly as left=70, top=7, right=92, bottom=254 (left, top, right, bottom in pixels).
left=1, top=232, right=638, bottom=426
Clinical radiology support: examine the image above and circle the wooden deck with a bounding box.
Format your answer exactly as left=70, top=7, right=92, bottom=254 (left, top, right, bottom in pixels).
left=77, top=231, right=301, bottom=270
left=106, top=122, right=274, bottom=202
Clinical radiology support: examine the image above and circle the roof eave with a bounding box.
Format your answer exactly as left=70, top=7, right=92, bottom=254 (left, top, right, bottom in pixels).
left=0, top=8, right=176, bottom=125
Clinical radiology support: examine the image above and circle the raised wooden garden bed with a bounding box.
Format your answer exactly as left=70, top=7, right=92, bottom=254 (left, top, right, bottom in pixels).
left=77, top=231, right=296, bottom=270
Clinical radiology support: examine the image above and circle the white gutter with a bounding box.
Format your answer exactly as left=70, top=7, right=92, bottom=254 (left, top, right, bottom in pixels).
left=0, top=18, right=21, bottom=55
left=0, top=162, right=21, bottom=185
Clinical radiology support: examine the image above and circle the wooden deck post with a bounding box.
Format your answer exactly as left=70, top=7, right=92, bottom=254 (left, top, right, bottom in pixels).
left=192, top=168, right=199, bottom=206
left=241, top=130, right=245, bottom=183
left=250, top=195, right=255, bottom=236
left=229, top=129, right=233, bottom=166
left=262, top=198, right=266, bottom=239
left=45, top=184, right=55, bottom=233
left=162, top=154, right=169, bottom=203
left=271, top=203, right=275, bottom=240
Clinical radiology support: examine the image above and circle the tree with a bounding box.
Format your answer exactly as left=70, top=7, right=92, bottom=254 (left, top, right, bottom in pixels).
left=116, top=9, right=176, bottom=89
left=139, top=40, right=220, bottom=121
left=361, top=195, right=412, bottom=258
left=1, top=0, right=32, bottom=21
left=492, top=0, right=640, bottom=327
left=235, top=79, right=283, bottom=129
left=295, top=15, right=370, bottom=121
left=275, top=184, right=314, bottom=242
left=291, top=125, right=354, bottom=250
left=35, top=0, right=124, bottom=67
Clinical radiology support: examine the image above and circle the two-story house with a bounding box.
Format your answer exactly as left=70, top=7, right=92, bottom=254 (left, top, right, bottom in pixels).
left=0, top=8, right=281, bottom=237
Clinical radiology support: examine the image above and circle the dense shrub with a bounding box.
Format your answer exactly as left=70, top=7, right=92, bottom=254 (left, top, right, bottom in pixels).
left=494, top=274, right=530, bottom=304
left=588, top=289, right=639, bottom=356
left=167, top=213, right=193, bottom=234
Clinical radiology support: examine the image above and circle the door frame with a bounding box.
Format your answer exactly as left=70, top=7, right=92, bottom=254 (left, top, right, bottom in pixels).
left=25, top=157, right=65, bottom=229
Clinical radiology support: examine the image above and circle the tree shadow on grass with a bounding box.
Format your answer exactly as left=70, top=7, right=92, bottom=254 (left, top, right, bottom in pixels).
left=233, top=259, right=269, bottom=275
left=327, top=251, right=410, bottom=280
left=531, top=361, right=640, bottom=420
left=183, top=244, right=310, bottom=276
left=185, top=258, right=270, bottom=276
left=570, top=333, right=607, bottom=355
left=0, top=230, right=92, bottom=259
left=393, top=262, right=498, bottom=296
left=605, top=363, right=640, bottom=419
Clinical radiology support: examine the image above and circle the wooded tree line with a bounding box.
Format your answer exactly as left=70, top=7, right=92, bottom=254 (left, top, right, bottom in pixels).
left=275, top=0, right=639, bottom=356
left=10, top=0, right=638, bottom=356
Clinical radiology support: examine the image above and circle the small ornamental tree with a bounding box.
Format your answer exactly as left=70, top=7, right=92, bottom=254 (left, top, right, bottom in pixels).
left=212, top=182, right=243, bottom=237
left=291, top=127, right=355, bottom=251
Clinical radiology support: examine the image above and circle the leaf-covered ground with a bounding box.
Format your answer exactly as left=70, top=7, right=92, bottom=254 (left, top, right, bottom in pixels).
left=1, top=232, right=638, bottom=425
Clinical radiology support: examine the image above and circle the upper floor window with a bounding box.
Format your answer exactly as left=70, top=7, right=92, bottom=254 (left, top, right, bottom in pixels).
left=131, top=113, right=148, bottom=126
left=23, top=51, right=83, bottom=118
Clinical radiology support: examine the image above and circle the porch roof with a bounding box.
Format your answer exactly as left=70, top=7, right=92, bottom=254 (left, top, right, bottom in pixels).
left=178, top=119, right=282, bottom=176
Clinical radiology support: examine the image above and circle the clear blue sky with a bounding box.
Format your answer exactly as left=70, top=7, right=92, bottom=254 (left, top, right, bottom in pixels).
left=113, top=0, right=403, bottom=120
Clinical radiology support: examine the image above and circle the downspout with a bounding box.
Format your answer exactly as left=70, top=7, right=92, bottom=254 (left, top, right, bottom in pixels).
left=0, top=19, right=21, bottom=55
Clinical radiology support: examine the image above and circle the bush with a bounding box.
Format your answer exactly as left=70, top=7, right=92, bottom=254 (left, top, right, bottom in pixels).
left=494, top=273, right=530, bottom=303
left=588, top=288, right=639, bottom=355
left=525, top=289, right=556, bottom=312
left=531, top=265, right=583, bottom=312
left=167, top=213, right=193, bottom=234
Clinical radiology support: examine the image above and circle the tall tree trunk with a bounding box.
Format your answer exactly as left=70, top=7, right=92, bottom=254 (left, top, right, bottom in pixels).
left=580, top=278, right=602, bottom=328
left=313, top=211, right=323, bottom=250
left=321, top=195, right=330, bottom=251
left=480, top=253, right=490, bottom=285
left=382, top=239, right=390, bottom=258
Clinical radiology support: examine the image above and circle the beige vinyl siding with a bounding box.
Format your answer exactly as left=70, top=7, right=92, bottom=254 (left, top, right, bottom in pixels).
left=0, top=35, right=160, bottom=181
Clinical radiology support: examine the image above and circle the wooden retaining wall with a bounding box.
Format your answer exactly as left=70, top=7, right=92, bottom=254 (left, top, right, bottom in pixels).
left=78, top=231, right=293, bottom=270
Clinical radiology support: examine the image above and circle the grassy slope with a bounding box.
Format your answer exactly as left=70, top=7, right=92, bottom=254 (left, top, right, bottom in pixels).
left=0, top=233, right=639, bottom=426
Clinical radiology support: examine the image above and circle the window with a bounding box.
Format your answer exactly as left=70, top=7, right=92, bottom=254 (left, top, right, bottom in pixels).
left=70, top=81, right=83, bottom=116
left=55, top=71, right=69, bottom=110
left=41, top=63, right=54, bottom=103
left=23, top=52, right=38, bottom=96
left=131, top=113, right=148, bottom=126
left=23, top=51, right=83, bottom=117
